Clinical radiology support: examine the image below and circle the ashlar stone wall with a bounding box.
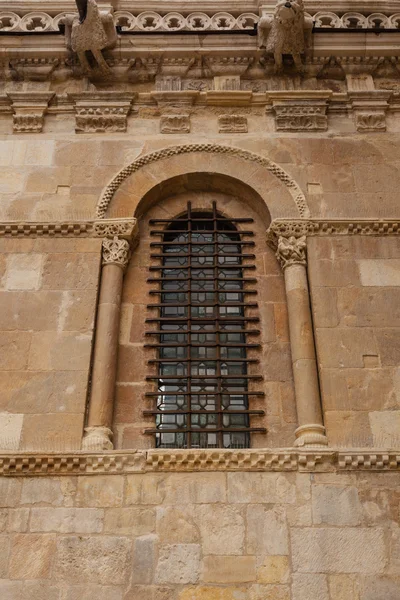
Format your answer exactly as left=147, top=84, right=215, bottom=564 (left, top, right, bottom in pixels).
left=0, top=469, right=399, bottom=600
left=0, top=236, right=101, bottom=451
left=309, top=236, right=400, bottom=448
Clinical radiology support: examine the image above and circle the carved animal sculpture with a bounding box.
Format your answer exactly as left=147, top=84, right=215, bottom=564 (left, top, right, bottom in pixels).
left=258, top=0, right=312, bottom=72
left=63, top=0, right=117, bottom=75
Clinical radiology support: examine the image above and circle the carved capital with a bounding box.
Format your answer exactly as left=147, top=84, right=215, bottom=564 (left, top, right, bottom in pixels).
left=276, top=235, right=307, bottom=270
left=269, top=92, right=331, bottom=132
left=70, top=92, right=136, bottom=133
left=102, top=236, right=131, bottom=270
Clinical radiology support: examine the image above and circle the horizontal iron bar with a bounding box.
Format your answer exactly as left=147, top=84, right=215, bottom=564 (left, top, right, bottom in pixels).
left=145, top=330, right=260, bottom=335
left=149, top=289, right=257, bottom=295
left=148, top=359, right=258, bottom=365
left=149, top=265, right=255, bottom=271
left=146, top=375, right=263, bottom=380
left=150, top=230, right=254, bottom=236
left=144, top=427, right=267, bottom=434
left=145, top=317, right=259, bottom=323
left=150, top=217, right=254, bottom=223
left=151, top=253, right=255, bottom=258
left=144, top=342, right=261, bottom=348
left=145, top=391, right=265, bottom=397
left=147, top=302, right=258, bottom=308
left=150, top=241, right=255, bottom=247
left=148, top=277, right=257, bottom=282
left=143, top=409, right=265, bottom=416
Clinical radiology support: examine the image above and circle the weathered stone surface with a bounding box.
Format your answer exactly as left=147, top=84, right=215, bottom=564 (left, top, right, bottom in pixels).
left=7, top=508, right=29, bottom=532
left=257, top=556, right=290, bottom=584
left=9, top=534, right=55, bottom=579
left=55, top=536, right=131, bottom=584
left=104, top=507, right=155, bottom=535
left=328, top=574, right=358, bottom=600
left=197, top=505, right=244, bottom=555
left=249, top=584, right=290, bottom=600
left=291, top=528, right=386, bottom=573
left=369, top=411, right=400, bottom=447
left=156, top=544, right=201, bottom=585
left=64, top=585, right=123, bottom=600
left=312, top=486, right=362, bottom=526
left=21, top=479, right=65, bottom=506
left=131, top=535, right=158, bottom=585
left=202, top=556, right=256, bottom=584
left=30, top=508, right=103, bottom=533
left=76, top=476, right=124, bottom=508
left=358, top=259, right=400, bottom=287
left=292, top=573, right=329, bottom=600
left=156, top=506, right=199, bottom=544
left=0, top=535, right=10, bottom=577
left=247, top=505, right=289, bottom=556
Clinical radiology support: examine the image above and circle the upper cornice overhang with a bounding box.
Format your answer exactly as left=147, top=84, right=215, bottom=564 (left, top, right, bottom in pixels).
left=2, top=1, right=400, bottom=16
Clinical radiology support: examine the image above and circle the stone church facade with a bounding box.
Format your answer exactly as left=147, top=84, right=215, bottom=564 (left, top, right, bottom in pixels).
left=0, top=0, right=399, bottom=598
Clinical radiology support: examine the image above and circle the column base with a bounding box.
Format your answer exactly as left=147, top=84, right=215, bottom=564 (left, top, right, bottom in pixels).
left=294, top=424, right=328, bottom=448
left=81, top=427, right=114, bottom=451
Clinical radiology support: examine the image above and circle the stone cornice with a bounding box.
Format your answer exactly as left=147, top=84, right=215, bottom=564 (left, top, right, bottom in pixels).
left=267, top=219, right=400, bottom=242
left=0, top=218, right=138, bottom=240
left=0, top=449, right=399, bottom=476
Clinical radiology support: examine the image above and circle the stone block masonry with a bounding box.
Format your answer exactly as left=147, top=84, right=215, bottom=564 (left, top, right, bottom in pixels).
left=0, top=470, right=398, bottom=599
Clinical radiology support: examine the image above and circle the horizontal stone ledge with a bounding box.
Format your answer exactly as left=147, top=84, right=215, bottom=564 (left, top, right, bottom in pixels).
left=267, top=219, right=400, bottom=241
left=0, top=219, right=138, bottom=240
left=0, top=448, right=399, bottom=476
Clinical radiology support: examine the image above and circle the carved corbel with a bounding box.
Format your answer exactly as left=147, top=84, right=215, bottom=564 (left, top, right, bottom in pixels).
left=7, top=92, right=55, bottom=133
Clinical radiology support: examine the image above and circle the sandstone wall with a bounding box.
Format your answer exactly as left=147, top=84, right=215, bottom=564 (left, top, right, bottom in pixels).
left=309, top=236, right=400, bottom=448
left=0, top=236, right=101, bottom=451
left=0, top=470, right=398, bottom=600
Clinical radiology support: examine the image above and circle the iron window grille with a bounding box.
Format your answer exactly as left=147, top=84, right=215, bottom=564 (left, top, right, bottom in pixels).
left=144, top=201, right=265, bottom=448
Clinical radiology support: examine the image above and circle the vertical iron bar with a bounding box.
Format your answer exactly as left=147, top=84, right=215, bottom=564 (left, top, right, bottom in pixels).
left=187, top=201, right=192, bottom=449
left=213, top=201, right=223, bottom=448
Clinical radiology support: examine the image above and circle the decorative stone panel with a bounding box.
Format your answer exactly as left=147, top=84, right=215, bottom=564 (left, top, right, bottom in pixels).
left=70, top=93, right=136, bottom=134
left=350, top=90, right=391, bottom=132
left=270, top=92, right=331, bottom=132
left=160, top=114, right=190, bottom=134
left=7, top=92, right=54, bottom=134
left=218, top=114, right=248, bottom=133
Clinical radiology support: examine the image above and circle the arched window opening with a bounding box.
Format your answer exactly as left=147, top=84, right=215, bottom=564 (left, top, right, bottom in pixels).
left=144, top=201, right=265, bottom=449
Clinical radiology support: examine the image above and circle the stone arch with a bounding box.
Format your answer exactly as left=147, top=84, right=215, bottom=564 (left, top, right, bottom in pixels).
left=97, top=143, right=310, bottom=220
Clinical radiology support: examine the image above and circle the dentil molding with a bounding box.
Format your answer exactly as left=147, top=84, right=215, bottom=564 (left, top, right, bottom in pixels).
left=0, top=449, right=399, bottom=476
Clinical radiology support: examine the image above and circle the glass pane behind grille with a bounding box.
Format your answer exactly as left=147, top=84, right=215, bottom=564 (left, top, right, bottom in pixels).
left=144, top=202, right=265, bottom=448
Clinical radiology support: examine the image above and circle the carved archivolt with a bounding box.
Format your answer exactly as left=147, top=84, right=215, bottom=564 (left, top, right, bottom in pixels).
left=97, top=143, right=309, bottom=219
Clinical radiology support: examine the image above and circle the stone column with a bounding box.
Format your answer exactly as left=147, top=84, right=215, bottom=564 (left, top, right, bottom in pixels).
left=82, top=235, right=131, bottom=451
left=275, top=234, right=328, bottom=447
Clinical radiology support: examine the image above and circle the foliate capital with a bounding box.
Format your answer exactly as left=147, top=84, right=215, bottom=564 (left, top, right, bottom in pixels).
left=102, top=236, right=131, bottom=270
left=276, top=235, right=307, bottom=270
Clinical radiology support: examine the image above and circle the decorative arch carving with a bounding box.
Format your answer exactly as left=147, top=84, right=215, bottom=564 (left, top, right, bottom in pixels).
left=96, top=143, right=310, bottom=219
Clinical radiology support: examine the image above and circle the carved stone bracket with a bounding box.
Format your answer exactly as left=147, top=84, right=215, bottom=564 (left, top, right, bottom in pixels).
left=160, top=114, right=190, bottom=134
left=269, top=91, right=332, bottom=132
left=350, top=90, right=391, bottom=132
left=7, top=92, right=54, bottom=133
left=70, top=92, right=136, bottom=133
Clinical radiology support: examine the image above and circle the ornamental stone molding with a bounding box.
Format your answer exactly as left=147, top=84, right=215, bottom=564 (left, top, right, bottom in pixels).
left=97, top=143, right=310, bottom=219
left=218, top=114, right=248, bottom=133
left=2, top=8, right=400, bottom=34
left=160, top=114, right=191, bottom=134
left=7, top=92, right=54, bottom=133
left=102, top=236, right=131, bottom=270
left=0, top=449, right=400, bottom=476
left=69, top=92, right=136, bottom=133
left=267, top=219, right=400, bottom=238
left=349, top=90, right=391, bottom=132
left=269, top=91, right=331, bottom=131
left=0, top=218, right=137, bottom=239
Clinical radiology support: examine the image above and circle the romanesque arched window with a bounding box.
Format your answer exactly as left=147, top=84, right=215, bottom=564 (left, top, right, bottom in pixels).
left=144, top=202, right=265, bottom=449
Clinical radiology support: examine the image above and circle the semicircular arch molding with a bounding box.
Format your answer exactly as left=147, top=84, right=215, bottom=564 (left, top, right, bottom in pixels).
left=97, top=143, right=310, bottom=220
